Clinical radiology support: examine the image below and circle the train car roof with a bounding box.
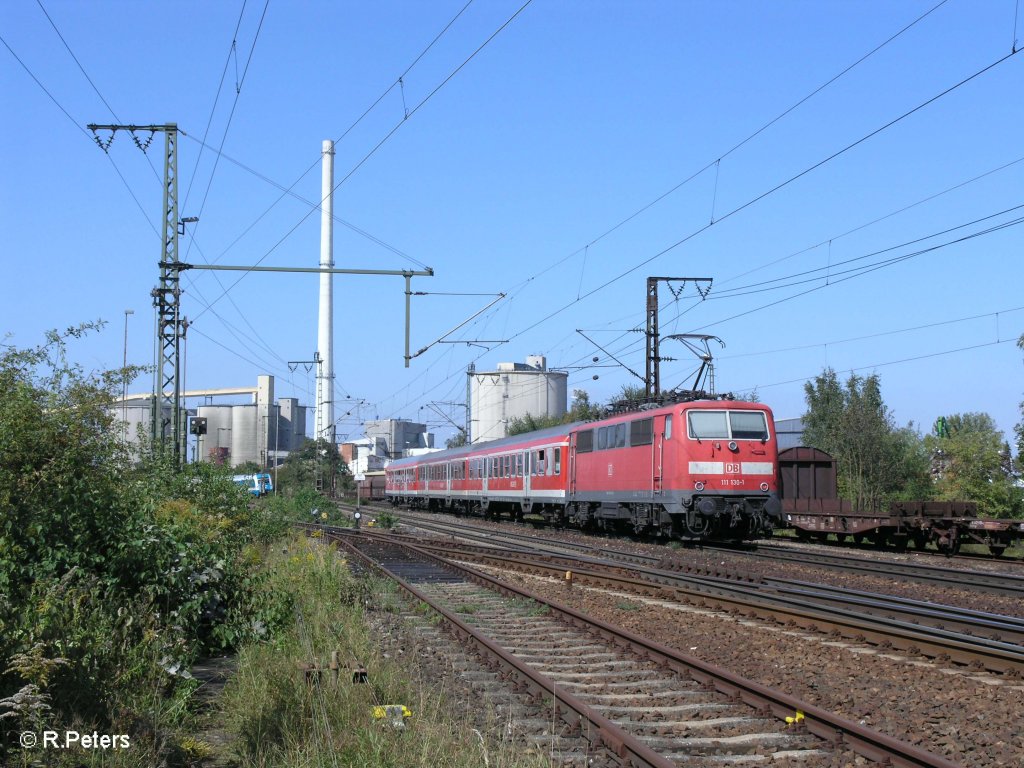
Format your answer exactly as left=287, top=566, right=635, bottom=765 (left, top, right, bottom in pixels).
left=388, top=420, right=584, bottom=468
left=386, top=397, right=771, bottom=469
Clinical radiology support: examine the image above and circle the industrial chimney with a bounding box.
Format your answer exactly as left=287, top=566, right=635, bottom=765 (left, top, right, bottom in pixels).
left=315, top=140, right=335, bottom=444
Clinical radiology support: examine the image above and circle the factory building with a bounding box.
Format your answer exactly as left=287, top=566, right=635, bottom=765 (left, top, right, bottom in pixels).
left=195, top=376, right=307, bottom=466
left=363, top=419, right=434, bottom=460
left=114, top=374, right=308, bottom=468
left=469, top=355, right=567, bottom=443
left=774, top=417, right=807, bottom=451
left=340, top=438, right=389, bottom=476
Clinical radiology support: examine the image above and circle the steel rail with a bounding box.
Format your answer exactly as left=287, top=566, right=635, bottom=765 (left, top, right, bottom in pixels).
left=315, top=517, right=1024, bottom=665
left=332, top=529, right=964, bottom=768
left=326, top=532, right=677, bottom=768
left=400, top=536, right=1024, bottom=675
left=728, top=543, right=1024, bottom=596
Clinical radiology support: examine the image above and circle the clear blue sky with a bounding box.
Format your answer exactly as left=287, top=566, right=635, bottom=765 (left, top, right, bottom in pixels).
left=2, top=0, right=1022, bottom=448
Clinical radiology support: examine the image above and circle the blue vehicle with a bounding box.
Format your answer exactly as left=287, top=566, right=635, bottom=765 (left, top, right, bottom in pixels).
left=232, top=473, right=273, bottom=497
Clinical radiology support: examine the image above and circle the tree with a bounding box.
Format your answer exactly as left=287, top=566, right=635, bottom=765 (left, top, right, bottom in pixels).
left=445, top=431, right=468, bottom=449
left=506, top=412, right=564, bottom=435
left=803, top=369, right=928, bottom=510
left=925, top=413, right=1022, bottom=518
left=506, top=388, right=606, bottom=436
left=568, top=388, right=604, bottom=421
left=1015, top=333, right=1024, bottom=461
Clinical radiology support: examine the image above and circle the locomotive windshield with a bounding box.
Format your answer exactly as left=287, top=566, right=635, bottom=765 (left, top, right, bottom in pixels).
left=687, top=410, right=769, bottom=441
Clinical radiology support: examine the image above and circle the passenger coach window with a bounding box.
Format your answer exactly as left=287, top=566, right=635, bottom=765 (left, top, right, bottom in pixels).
left=554, top=448, right=561, bottom=475
left=577, top=430, right=593, bottom=453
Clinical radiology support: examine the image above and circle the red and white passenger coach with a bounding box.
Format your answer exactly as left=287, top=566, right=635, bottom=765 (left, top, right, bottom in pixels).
left=386, top=399, right=781, bottom=541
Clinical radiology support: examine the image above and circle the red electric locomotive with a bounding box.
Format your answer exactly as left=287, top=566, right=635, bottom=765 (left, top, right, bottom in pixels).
left=385, top=398, right=781, bottom=541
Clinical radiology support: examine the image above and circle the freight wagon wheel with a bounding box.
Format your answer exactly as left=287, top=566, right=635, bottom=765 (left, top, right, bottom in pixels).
left=852, top=534, right=865, bottom=545
left=989, top=546, right=1006, bottom=557
left=936, top=538, right=960, bottom=557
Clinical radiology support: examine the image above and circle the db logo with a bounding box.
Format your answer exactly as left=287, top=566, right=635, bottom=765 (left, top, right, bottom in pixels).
left=725, top=463, right=740, bottom=474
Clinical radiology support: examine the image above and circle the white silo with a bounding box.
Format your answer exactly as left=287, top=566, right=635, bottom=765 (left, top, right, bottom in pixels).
left=469, top=356, right=568, bottom=443
left=197, top=405, right=234, bottom=464
left=230, top=404, right=259, bottom=466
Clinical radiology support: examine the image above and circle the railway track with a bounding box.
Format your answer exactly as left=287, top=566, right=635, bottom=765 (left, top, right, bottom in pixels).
left=324, top=527, right=962, bottom=768
left=325, top=511, right=1024, bottom=675
left=722, top=542, right=1024, bottom=597
left=351, top=506, right=1024, bottom=601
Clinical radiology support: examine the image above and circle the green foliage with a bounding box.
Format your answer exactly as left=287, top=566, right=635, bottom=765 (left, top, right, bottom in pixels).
left=617, top=383, right=647, bottom=403
left=0, top=326, right=296, bottom=761
left=1016, top=334, right=1024, bottom=461
left=374, top=509, right=399, bottom=529
left=505, top=412, right=565, bottom=435
left=569, top=388, right=604, bottom=421
left=222, top=538, right=548, bottom=768
left=273, top=438, right=350, bottom=496
left=445, top=431, right=468, bottom=449
left=506, top=388, right=606, bottom=436
left=925, top=412, right=1023, bottom=518
left=803, top=369, right=931, bottom=510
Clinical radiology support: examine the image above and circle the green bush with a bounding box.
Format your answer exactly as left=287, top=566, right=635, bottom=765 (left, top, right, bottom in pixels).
left=0, top=326, right=294, bottom=762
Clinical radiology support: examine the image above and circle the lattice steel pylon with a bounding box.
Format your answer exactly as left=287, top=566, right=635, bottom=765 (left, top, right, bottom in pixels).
left=88, top=123, right=185, bottom=465
left=645, top=276, right=713, bottom=397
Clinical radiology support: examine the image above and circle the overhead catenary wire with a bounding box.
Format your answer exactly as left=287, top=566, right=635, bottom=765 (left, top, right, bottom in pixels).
left=0, top=31, right=159, bottom=238
left=31, top=0, right=298, bottom=391
left=370, top=200, right=1023, bottom=432
left=191, top=0, right=534, bottom=323
left=189, top=0, right=477, bottom=274
left=496, top=46, right=1024, bottom=349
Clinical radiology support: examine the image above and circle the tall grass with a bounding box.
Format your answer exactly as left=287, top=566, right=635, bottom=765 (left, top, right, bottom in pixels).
left=221, top=535, right=550, bottom=767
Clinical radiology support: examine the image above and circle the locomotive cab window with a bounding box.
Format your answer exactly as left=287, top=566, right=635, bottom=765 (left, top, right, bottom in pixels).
left=730, top=411, right=769, bottom=440
left=687, top=410, right=769, bottom=441
left=688, top=411, right=728, bottom=439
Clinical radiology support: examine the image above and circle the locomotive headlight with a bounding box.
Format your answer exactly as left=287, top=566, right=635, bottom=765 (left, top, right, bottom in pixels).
left=694, top=481, right=705, bottom=491
left=760, top=482, right=769, bottom=492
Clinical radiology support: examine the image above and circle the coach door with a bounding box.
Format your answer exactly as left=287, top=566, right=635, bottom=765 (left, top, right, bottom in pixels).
left=523, top=451, right=531, bottom=498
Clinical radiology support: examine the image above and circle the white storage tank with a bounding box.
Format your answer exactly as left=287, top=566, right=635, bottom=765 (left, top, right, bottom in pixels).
left=197, top=405, right=234, bottom=463
left=470, top=356, right=567, bottom=443
left=230, top=404, right=258, bottom=466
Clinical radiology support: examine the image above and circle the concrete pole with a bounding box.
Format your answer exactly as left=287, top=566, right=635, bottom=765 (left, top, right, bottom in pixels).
left=316, top=140, right=335, bottom=445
